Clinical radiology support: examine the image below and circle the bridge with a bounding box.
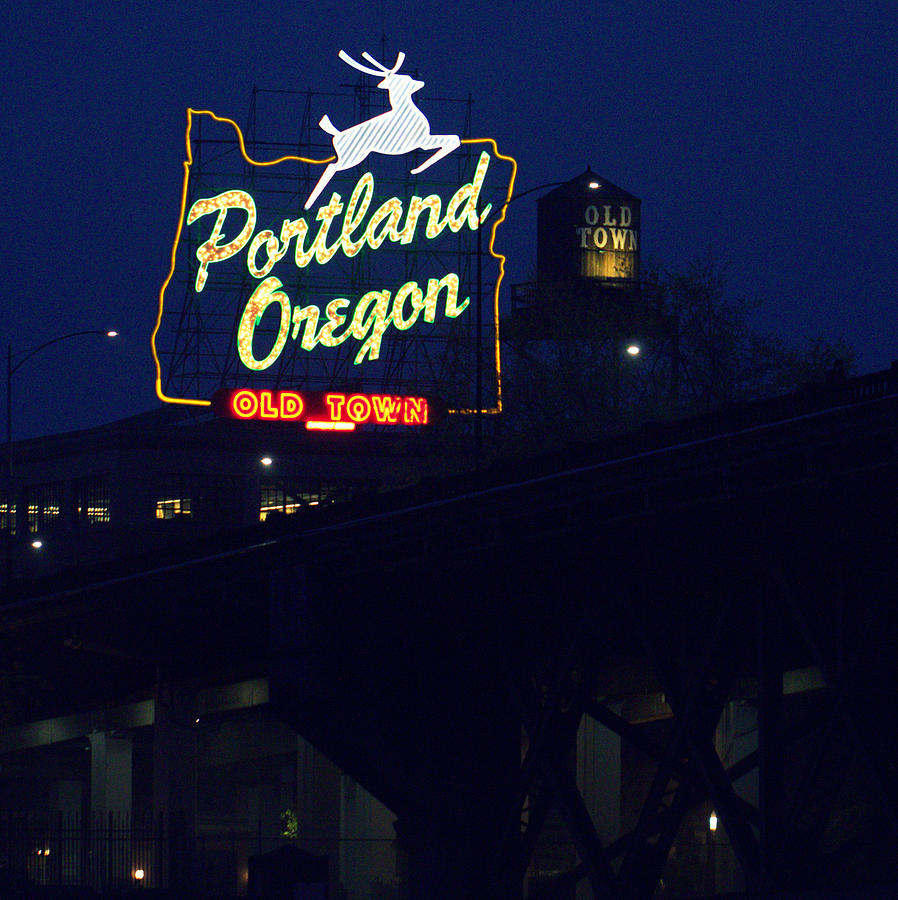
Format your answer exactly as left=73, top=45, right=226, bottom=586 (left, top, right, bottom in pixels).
left=3, top=363, right=898, bottom=898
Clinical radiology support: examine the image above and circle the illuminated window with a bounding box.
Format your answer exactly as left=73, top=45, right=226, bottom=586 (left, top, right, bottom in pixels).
left=156, top=475, right=192, bottom=520
left=260, top=482, right=300, bottom=521
left=156, top=497, right=191, bottom=520
left=73, top=476, right=110, bottom=526
left=156, top=474, right=240, bottom=523
left=25, top=482, right=63, bottom=533
left=260, top=479, right=350, bottom=521
left=0, top=493, right=14, bottom=535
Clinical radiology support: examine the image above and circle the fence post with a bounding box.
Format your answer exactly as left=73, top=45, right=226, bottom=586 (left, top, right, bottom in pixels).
left=106, top=810, right=113, bottom=891
left=54, top=810, right=62, bottom=885
left=160, top=809, right=166, bottom=889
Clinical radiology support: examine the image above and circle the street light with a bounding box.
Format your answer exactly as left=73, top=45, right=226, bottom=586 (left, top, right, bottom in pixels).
left=4, top=329, right=118, bottom=582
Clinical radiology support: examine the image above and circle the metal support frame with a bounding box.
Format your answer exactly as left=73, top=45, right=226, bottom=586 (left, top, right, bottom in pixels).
left=159, top=84, right=491, bottom=414
left=501, top=543, right=898, bottom=899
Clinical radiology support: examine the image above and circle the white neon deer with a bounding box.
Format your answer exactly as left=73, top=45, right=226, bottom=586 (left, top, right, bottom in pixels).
left=304, top=50, right=461, bottom=210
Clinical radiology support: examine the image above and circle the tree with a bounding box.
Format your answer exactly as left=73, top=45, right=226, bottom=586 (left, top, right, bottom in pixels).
left=494, top=253, right=854, bottom=457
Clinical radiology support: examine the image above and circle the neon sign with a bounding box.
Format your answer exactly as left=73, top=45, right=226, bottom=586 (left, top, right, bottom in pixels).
left=212, top=388, right=434, bottom=430
left=189, top=151, right=490, bottom=368
left=151, top=49, right=517, bottom=417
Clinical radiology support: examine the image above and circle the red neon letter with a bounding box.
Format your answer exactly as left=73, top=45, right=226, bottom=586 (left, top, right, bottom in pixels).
left=280, top=392, right=304, bottom=419
left=326, top=394, right=346, bottom=420
left=346, top=395, right=372, bottom=423
left=232, top=390, right=258, bottom=419
left=403, top=398, right=428, bottom=425
left=371, top=395, right=402, bottom=424
left=259, top=391, right=279, bottom=419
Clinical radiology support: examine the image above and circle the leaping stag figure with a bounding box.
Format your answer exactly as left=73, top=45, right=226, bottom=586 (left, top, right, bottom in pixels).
left=304, top=50, right=461, bottom=210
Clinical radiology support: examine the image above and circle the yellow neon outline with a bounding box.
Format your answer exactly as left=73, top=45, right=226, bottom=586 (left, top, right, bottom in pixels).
left=450, top=138, right=517, bottom=415
left=151, top=108, right=335, bottom=407
left=150, top=111, right=517, bottom=417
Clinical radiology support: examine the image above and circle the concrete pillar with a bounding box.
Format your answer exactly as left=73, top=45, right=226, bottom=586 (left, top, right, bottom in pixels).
left=713, top=700, right=756, bottom=894
left=152, top=683, right=197, bottom=818
left=576, top=708, right=621, bottom=900
left=153, top=682, right=198, bottom=892
left=88, top=732, right=133, bottom=890
left=89, top=732, right=132, bottom=818
left=340, top=775, right=397, bottom=899
left=577, top=709, right=621, bottom=846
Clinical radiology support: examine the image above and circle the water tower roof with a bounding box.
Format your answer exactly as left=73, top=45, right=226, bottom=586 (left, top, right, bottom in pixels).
left=538, top=168, right=640, bottom=203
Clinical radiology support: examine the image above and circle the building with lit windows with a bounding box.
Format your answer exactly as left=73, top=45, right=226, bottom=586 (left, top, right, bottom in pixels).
left=1, top=404, right=452, bottom=584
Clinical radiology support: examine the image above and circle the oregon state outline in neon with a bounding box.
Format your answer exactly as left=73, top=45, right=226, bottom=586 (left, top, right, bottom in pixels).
left=151, top=55, right=517, bottom=414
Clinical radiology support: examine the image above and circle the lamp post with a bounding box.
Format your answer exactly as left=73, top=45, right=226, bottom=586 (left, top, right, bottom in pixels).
left=4, top=329, right=118, bottom=584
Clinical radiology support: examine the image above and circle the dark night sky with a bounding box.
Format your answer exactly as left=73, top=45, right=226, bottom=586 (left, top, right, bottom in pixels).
left=2, top=0, right=895, bottom=439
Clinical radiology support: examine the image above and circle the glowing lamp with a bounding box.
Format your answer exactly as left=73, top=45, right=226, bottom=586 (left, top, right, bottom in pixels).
left=31, top=539, right=43, bottom=550
left=260, top=456, right=273, bottom=466
left=626, top=344, right=640, bottom=357
left=588, top=181, right=601, bottom=189
left=709, top=812, right=718, bottom=832
left=107, top=330, right=119, bottom=338
left=134, top=868, right=145, bottom=881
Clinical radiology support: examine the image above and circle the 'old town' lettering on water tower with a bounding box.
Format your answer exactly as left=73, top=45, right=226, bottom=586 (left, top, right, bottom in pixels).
left=576, top=204, right=637, bottom=252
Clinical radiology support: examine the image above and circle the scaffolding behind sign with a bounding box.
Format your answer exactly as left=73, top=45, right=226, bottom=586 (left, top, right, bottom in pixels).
left=153, top=81, right=514, bottom=419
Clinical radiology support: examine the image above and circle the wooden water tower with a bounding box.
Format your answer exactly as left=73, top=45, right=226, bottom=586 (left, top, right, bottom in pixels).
left=537, top=169, right=641, bottom=285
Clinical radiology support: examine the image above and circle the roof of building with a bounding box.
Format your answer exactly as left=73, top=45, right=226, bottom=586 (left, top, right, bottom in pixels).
left=537, top=168, right=641, bottom=204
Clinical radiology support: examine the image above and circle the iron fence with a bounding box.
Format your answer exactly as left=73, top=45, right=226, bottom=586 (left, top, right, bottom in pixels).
left=0, top=811, right=180, bottom=892
left=1, top=812, right=322, bottom=896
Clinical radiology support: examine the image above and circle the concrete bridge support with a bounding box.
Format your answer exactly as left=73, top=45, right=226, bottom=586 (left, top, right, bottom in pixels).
left=152, top=681, right=198, bottom=892
left=88, top=731, right=132, bottom=820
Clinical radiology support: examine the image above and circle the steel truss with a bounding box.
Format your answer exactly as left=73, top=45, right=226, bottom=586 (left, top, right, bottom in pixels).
left=497, top=556, right=898, bottom=898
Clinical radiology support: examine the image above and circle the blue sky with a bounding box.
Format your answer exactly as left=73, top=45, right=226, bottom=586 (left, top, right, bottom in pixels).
left=2, top=0, right=895, bottom=437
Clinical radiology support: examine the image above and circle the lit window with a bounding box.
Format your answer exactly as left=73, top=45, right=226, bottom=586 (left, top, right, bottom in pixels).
left=156, top=474, right=240, bottom=523
left=260, top=479, right=349, bottom=521
left=156, top=475, right=193, bottom=520
left=156, top=497, right=191, bottom=520
left=260, top=483, right=300, bottom=521
left=0, top=494, right=14, bottom=535
left=25, top=482, right=63, bottom=533
left=73, top=476, right=110, bottom=526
